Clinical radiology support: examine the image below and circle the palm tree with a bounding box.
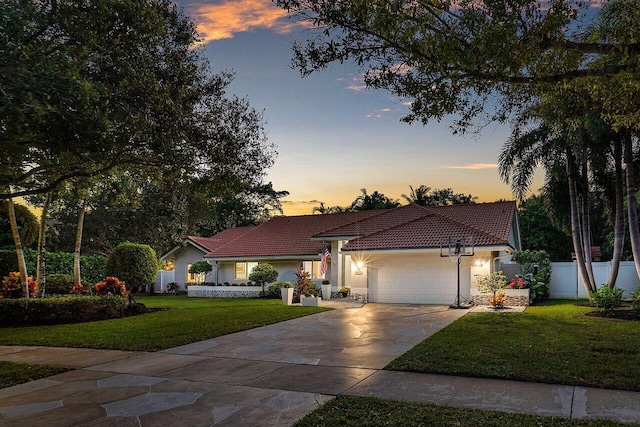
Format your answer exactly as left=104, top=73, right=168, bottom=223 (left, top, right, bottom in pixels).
left=401, top=185, right=431, bottom=205
left=349, top=188, right=400, bottom=211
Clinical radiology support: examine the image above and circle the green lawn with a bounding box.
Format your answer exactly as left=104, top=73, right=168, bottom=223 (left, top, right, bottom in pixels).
left=295, top=395, right=627, bottom=427
left=387, top=300, right=640, bottom=391
left=0, top=362, right=69, bottom=389
left=0, top=296, right=328, bottom=351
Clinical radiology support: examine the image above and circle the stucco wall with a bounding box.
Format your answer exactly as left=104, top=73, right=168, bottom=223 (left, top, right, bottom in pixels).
left=214, top=260, right=331, bottom=286
left=173, top=245, right=208, bottom=289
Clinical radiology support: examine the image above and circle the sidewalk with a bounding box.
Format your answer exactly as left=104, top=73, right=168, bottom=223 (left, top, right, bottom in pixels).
left=1, top=302, right=640, bottom=426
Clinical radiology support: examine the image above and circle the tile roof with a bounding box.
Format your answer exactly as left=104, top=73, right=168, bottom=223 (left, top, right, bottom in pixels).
left=187, top=226, right=256, bottom=252
left=203, top=210, right=383, bottom=259
left=341, top=201, right=516, bottom=252
left=203, top=201, right=517, bottom=259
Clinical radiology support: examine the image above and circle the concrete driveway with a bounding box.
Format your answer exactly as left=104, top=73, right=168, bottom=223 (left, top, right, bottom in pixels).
left=0, top=303, right=466, bottom=426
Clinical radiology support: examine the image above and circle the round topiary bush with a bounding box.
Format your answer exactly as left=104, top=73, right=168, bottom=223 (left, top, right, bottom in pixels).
left=105, top=242, right=159, bottom=293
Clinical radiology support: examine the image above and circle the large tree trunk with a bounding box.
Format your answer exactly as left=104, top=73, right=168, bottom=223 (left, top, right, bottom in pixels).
left=36, top=193, right=52, bottom=296
left=73, top=199, right=87, bottom=287
left=608, top=139, right=625, bottom=287
left=579, top=156, right=595, bottom=288
left=7, top=198, right=29, bottom=297
left=567, top=154, right=596, bottom=299
left=624, top=131, right=640, bottom=280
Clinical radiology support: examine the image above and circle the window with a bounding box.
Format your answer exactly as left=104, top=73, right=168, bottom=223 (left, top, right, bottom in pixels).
left=235, top=262, right=258, bottom=280
left=303, top=260, right=325, bottom=279
left=186, top=264, right=203, bottom=283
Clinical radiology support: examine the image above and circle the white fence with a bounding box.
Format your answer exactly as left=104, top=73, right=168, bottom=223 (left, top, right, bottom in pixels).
left=531, top=261, right=639, bottom=299
left=154, top=270, right=175, bottom=293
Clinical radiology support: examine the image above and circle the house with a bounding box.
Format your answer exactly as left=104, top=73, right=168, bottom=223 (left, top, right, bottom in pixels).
left=160, top=226, right=255, bottom=289
left=164, top=201, right=520, bottom=304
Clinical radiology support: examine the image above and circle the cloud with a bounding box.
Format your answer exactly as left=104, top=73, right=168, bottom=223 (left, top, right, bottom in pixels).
left=281, top=199, right=321, bottom=205
left=443, top=163, right=498, bottom=170
left=190, top=0, right=298, bottom=43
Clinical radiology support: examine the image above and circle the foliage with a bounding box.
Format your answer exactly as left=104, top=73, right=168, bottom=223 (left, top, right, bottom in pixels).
left=0, top=295, right=130, bottom=325
left=489, top=291, right=506, bottom=309
left=296, top=395, right=626, bottom=427
left=303, top=282, right=319, bottom=297
left=511, top=250, right=552, bottom=286
left=105, top=242, right=158, bottom=292
left=249, top=263, right=279, bottom=297
left=166, top=282, right=180, bottom=294
left=474, top=271, right=507, bottom=296
left=338, top=287, right=350, bottom=297
left=401, top=185, right=477, bottom=206
left=0, top=297, right=328, bottom=351
left=0, top=249, right=105, bottom=286
left=94, top=276, right=128, bottom=298
left=592, top=285, right=624, bottom=314
left=295, top=266, right=313, bottom=297
left=44, top=274, right=74, bottom=295
left=632, top=287, right=640, bottom=312
left=70, top=283, right=89, bottom=295
left=1, top=272, right=37, bottom=298
left=0, top=201, right=39, bottom=248
left=349, top=188, right=400, bottom=211
left=275, top=0, right=640, bottom=131
left=517, top=195, right=574, bottom=261
left=387, top=300, right=640, bottom=391
left=266, top=281, right=293, bottom=299
left=507, top=272, right=549, bottom=303
left=188, top=260, right=212, bottom=283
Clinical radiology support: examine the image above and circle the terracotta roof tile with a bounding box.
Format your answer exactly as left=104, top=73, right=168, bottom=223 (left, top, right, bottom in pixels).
left=188, top=226, right=255, bottom=252
left=204, top=211, right=382, bottom=259
left=204, top=202, right=517, bottom=258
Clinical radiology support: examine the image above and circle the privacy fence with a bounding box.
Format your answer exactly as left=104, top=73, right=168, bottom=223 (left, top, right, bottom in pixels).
left=502, top=261, right=640, bottom=299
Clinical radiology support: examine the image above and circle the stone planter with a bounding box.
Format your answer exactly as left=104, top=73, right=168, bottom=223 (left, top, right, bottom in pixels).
left=321, top=284, right=332, bottom=300
left=281, top=287, right=294, bottom=305
left=301, top=296, right=321, bottom=307
left=471, top=288, right=530, bottom=307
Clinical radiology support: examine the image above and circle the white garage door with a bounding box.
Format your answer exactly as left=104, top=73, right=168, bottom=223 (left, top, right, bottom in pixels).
left=368, top=255, right=468, bottom=304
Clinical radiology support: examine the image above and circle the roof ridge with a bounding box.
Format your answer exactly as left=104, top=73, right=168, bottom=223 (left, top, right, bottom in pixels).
left=417, top=202, right=514, bottom=243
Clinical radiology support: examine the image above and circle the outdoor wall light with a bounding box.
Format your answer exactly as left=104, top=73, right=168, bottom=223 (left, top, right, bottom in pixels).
left=355, top=260, right=364, bottom=270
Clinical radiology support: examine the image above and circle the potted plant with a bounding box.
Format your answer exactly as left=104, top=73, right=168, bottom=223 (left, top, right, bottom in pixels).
left=338, top=287, right=350, bottom=298
left=280, top=282, right=294, bottom=305
left=301, top=283, right=321, bottom=306
left=295, top=267, right=321, bottom=306
left=321, top=280, right=332, bottom=300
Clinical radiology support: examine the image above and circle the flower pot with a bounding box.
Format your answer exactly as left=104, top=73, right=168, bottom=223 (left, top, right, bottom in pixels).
left=301, top=296, right=321, bottom=307
left=321, top=284, right=332, bottom=300
left=282, top=287, right=294, bottom=306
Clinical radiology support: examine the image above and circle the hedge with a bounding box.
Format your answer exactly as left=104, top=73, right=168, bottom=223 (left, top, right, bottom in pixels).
left=0, top=249, right=106, bottom=285
left=0, top=296, right=146, bottom=326
left=106, top=242, right=158, bottom=292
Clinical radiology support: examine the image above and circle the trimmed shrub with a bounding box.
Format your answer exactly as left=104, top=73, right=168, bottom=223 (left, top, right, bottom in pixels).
left=630, top=287, right=640, bottom=312
left=249, top=263, right=279, bottom=297
left=0, top=295, right=136, bottom=325
left=94, top=277, right=128, bottom=297
left=267, top=281, right=293, bottom=298
left=44, top=274, right=74, bottom=295
left=592, top=285, right=624, bottom=314
left=106, top=242, right=158, bottom=292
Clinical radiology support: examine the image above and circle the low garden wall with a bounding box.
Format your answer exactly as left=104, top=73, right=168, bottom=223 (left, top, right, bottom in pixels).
left=471, top=288, right=530, bottom=307
left=187, top=285, right=262, bottom=298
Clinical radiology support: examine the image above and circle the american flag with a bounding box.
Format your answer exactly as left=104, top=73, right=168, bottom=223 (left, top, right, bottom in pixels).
left=320, top=245, right=331, bottom=276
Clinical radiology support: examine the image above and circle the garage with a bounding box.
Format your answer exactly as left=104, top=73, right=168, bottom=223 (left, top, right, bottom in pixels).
left=367, top=254, right=471, bottom=304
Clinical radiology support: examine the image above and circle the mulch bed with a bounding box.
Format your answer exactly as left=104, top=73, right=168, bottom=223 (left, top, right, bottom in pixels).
left=586, top=308, right=640, bottom=321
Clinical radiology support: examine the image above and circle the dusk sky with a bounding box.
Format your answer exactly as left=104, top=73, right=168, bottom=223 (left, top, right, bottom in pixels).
left=174, top=0, right=544, bottom=215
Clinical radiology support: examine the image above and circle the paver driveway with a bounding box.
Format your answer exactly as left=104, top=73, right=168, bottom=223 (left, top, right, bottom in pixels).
left=0, top=303, right=467, bottom=426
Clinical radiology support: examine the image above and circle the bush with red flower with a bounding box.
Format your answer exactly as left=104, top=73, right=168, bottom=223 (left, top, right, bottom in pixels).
left=508, top=275, right=529, bottom=289
left=94, top=276, right=128, bottom=298
left=1, top=272, right=38, bottom=298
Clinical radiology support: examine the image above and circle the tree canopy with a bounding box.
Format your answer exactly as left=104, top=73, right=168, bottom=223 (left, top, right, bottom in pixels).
left=275, top=0, right=640, bottom=131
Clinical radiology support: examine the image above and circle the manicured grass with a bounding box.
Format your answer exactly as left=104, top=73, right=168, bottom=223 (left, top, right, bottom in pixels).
left=0, top=361, right=69, bottom=389
left=0, top=296, right=328, bottom=351
left=387, top=300, right=640, bottom=391
left=295, top=395, right=626, bottom=427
